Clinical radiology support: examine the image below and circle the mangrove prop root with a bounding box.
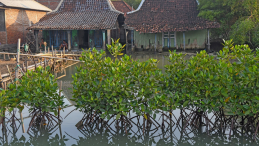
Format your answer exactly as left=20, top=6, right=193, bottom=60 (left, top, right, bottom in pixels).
left=27, top=109, right=62, bottom=132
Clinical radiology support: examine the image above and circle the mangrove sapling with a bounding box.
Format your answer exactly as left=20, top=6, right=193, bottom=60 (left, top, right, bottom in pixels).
left=16, top=66, right=66, bottom=131
left=0, top=90, right=7, bottom=128
left=0, top=86, right=24, bottom=131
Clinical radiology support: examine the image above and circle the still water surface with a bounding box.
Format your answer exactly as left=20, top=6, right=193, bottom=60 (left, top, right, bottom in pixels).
left=1, top=52, right=258, bottom=146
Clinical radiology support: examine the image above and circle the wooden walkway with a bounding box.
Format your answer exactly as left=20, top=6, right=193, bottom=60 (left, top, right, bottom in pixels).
left=0, top=51, right=82, bottom=90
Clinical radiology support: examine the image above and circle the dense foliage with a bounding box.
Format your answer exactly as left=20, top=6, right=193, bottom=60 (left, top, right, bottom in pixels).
left=72, top=48, right=162, bottom=120
left=73, top=40, right=259, bottom=120
left=167, top=40, right=259, bottom=116
left=0, top=67, right=65, bottom=122
left=198, top=0, right=259, bottom=47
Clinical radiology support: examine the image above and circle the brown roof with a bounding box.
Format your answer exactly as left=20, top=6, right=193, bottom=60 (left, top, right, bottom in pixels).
left=112, top=0, right=133, bottom=15
left=125, top=0, right=220, bottom=33
left=29, top=0, right=123, bottom=30
left=35, top=0, right=62, bottom=11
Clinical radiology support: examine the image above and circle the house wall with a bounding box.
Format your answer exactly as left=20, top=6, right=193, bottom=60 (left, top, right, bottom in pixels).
left=0, top=31, right=7, bottom=45
left=134, top=29, right=207, bottom=50
left=5, top=9, right=47, bottom=45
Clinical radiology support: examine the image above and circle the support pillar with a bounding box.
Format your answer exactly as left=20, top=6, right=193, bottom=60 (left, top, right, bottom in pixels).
left=155, top=33, right=157, bottom=52
left=67, top=30, right=71, bottom=51
left=207, top=29, right=210, bottom=52
left=34, top=30, right=39, bottom=53
left=167, top=32, right=170, bottom=49
left=162, top=32, right=164, bottom=47
left=107, top=29, right=111, bottom=45
left=183, top=31, right=186, bottom=51
left=125, top=30, right=128, bottom=52
left=131, top=30, right=134, bottom=51
left=102, top=30, right=106, bottom=50
left=174, top=32, right=177, bottom=48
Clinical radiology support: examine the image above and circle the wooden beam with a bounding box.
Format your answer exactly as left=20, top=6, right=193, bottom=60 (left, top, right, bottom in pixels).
left=102, top=30, right=106, bottom=51
left=207, top=29, right=210, bottom=52
left=131, top=30, right=134, bottom=51
left=67, top=30, right=71, bottom=51
left=107, top=29, right=111, bottom=45
left=0, top=52, right=82, bottom=62
left=34, top=30, right=39, bottom=53
left=183, top=31, right=186, bottom=51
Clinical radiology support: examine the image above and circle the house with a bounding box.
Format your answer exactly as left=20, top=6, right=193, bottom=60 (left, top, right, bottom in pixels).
left=28, top=0, right=127, bottom=52
left=0, top=0, right=51, bottom=52
left=124, top=0, right=220, bottom=51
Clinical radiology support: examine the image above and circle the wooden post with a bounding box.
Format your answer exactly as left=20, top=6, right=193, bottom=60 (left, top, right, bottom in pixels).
left=44, top=58, right=46, bottom=69
left=44, top=46, right=47, bottom=54
left=48, top=47, right=50, bottom=53
left=207, top=29, right=210, bottom=52
left=107, top=29, right=111, bottom=45
left=26, top=60, right=28, bottom=72
left=3, top=54, right=5, bottom=61
left=58, top=81, right=62, bottom=121
left=155, top=33, right=157, bottom=52
left=175, top=32, right=177, bottom=49
left=15, top=39, right=21, bottom=84
left=183, top=31, right=186, bottom=51
left=125, top=30, right=128, bottom=52
left=131, top=30, right=134, bottom=51
left=51, top=45, right=54, bottom=57
left=34, top=30, right=39, bottom=53
left=102, top=30, right=106, bottom=50
left=63, top=47, right=65, bottom=55
left=67, top=31, right=71, bottom=51
left=0, top=71, right=3, bottom=89
left=22, top=63, right=25, bottom=72
left=20, top=111, right=25, bottom=133
left=167, top=32, right=170, bottom=48
left=162, top=32, right=164, bottom=48
left=174, top=31, right=178, bottom=49
left=53, top=59, right=56, bottom=72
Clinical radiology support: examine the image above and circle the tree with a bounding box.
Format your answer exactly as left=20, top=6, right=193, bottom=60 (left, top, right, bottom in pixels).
left=198, top=0, right=259, bottom=47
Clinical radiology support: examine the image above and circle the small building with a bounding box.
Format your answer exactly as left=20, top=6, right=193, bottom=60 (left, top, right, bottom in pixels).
left=124, top=0, right=220, bottom=51
left=29, top=0, right=126, bottom=52
left=0, top=0, right=51, bottom=51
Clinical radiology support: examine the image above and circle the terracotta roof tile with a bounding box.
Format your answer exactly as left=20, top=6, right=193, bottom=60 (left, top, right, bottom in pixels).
left=112, top=0, right=133, bottom=15
left=125, top=0, right=220, bottom=33
left=29, top=0, right=122, bottom=30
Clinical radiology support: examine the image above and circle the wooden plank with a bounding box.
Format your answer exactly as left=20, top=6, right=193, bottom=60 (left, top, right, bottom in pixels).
left=0, top=52, right=82, bottom=62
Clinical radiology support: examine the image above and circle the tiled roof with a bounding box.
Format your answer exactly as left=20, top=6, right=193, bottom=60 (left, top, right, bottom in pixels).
left=112, top=0, right=133, bottom=15
left=29, top=0, right=123, bottom=30
left=0, top=0, right=51, bottom=12
left=35, top=0, right=62, bottom=11
left=125, top=0, right=220, bottom=33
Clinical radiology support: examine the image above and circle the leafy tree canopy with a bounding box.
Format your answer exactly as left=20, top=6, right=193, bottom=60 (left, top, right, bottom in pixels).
left=198, top=0, right=259, bottom=47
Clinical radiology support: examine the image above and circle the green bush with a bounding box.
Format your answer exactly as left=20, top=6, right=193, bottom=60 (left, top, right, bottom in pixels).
left=72, top=46, right=162, bottom=120
left=0, top=66, right=65, bottom=125
left=165, top=40, right=259, bottom=116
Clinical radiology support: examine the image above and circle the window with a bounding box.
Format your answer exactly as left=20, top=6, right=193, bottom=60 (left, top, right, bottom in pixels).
left=0, top=9, right=5, bottom=31
left=163, top=32, right=175, bottom=48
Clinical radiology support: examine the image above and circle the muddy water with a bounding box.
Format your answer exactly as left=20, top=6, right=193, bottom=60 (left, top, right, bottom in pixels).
left=1, top=53, right=258, bottom=146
